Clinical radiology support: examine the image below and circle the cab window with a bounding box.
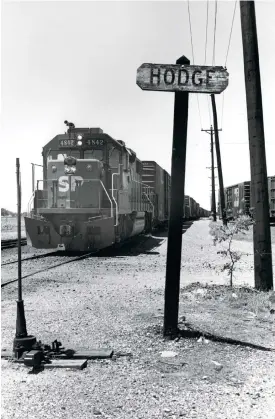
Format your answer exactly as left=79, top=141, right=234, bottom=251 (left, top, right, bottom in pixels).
left=47, top=152, right=57, bottom=161
left=84, top=150, right=103, bottom=160
left=109, top=148, right=120, bottom=168
left=68, top=150, right=80, bottom=158
left=57, top=150, right=80, bottom=160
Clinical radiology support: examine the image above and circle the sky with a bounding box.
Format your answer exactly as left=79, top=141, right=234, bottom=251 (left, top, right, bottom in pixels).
left=1, top=0, right=275, bottom=212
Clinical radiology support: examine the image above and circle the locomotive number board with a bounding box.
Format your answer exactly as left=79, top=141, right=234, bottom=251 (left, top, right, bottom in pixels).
left=59, top=139, right=105, bottom=147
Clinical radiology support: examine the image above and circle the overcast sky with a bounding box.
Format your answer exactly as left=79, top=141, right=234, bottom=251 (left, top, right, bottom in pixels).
left=1, top=0, right=275, bottom=212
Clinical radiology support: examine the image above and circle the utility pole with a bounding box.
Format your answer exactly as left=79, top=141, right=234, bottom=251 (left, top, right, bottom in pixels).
left=240, top=1, right=273, bottom=290
left=211, top=94, right=227, bottom=226
left=202, top=126, right=217, bottom=221
left=208, top=176, right=218, bottom=219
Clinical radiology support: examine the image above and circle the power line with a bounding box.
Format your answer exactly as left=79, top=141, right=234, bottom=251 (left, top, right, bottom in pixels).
left=204, top=0, right=209, bottom=65
left=225, top=0, right=237, bottom=67
left=221, top=1, right=237, bottom=129
left=196, top=95, right=203, bottom=129
left=187, top=0, right=195, bottom=64
left=187, top=0, right=203, bottom=128
left=220, top=91, right=225, bottom=129
left=207, top=95, right=212, bottom=125
left=204, top=0, right=212, bottom=128
left=212, top=0, right=218, bottom=66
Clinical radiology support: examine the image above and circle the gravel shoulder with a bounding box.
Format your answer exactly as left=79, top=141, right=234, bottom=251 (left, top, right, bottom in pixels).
left=1, top=220, right=275, bottom=419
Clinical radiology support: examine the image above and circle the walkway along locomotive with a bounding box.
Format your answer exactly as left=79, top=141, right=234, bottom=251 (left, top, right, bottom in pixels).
left=25, top=124, right=209, bottom=251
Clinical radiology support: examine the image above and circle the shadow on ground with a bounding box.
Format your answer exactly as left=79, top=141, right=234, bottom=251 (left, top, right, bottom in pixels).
left=152, top=221, right=194, bottom=239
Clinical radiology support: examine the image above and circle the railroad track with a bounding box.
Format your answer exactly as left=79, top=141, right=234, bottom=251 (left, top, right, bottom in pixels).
left=1, top=233, right=162, bottom=289
left=1, top=238, right=27, bottom=250
left=1, top=251, right=96, bottom=288
left=1, top=250, right=61, bottom=266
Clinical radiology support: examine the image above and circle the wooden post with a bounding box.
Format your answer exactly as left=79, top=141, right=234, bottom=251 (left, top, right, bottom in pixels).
left=163, top=55, right=190, bottom=336
left=210, top=126, right=217, bottom=221
left=211, top=94, right=227, bottom=225
left=240, top=1, right=273, bottom=290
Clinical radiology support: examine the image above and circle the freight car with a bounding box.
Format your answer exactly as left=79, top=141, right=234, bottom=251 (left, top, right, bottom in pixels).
left=219, top=176, right=275, bottom=221
left=184, top=196, right=202, bottom=220
left=141, top=161, right=170, bottom=227
left=25, top=124, right=209, bottom=251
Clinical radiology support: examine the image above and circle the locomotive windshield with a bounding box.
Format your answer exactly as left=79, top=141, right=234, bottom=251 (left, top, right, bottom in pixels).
left=46, top=149, right=103, bottom=161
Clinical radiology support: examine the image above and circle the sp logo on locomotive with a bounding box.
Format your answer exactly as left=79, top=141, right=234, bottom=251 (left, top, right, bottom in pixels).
left=58, top=176, right=84, bottom=192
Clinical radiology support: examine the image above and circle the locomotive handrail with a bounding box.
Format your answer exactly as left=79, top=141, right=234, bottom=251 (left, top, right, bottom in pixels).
left=131, top=179, right=154, bottom=213
left=131, top=179, right=154, bottom=191
left=99, top=180, right=113, bottom=218
left=34, top=179, right=113, bottom=218
left=142, top=192, right=154, bottom=219
left=111, top=164, right=122, bottom=227
left=27, top=191, right=35, bottom=216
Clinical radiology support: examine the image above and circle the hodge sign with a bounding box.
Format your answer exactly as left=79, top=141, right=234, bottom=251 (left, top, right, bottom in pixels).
left=136, top=63, right=229, bottom=94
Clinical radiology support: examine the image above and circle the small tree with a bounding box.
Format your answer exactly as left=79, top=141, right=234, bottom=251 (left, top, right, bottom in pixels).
left=209, top=215, right=254, bottom=286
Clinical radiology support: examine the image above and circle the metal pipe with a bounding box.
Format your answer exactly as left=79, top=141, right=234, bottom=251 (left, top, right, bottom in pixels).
left=16, top=158, right=22, bottom=301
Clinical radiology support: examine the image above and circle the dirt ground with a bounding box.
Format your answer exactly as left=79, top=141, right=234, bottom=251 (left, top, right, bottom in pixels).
left=1, top=220, right=275, bottom=419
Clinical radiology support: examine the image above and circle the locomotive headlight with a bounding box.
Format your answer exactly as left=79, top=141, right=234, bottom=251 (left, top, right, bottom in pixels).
left=64, top=165, right=76, bottom=174
left=77, top=135, right=83, bottom=140
left=77, top=140, right=83, bottom=146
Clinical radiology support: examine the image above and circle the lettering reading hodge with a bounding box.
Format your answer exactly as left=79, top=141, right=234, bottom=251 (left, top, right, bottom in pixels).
left=150, top=67, right=215, bottom=87
left=136, top=63, right=229, bottom=93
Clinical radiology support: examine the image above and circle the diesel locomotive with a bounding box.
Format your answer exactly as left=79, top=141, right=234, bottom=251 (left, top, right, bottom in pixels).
left=25, top=123, right=209, bottom=251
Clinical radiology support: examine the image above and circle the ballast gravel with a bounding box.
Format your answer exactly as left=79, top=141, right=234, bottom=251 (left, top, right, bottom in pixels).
left=1, top=220, right=275, bottom=419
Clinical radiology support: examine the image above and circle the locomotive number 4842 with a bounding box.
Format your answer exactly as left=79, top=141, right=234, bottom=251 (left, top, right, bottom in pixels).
left=59, top=139, right=105, bottom=147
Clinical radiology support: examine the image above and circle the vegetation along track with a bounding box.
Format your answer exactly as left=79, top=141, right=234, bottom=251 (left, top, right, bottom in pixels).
left=1, top=238, right=27, bottom=250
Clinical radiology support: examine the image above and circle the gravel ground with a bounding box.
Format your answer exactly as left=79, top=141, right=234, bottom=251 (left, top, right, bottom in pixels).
left=1, top=220, right=275, bottom=419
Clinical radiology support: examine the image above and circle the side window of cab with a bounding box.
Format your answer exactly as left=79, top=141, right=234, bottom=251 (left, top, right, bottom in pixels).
left=109, top=148, right=120, bottom=168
